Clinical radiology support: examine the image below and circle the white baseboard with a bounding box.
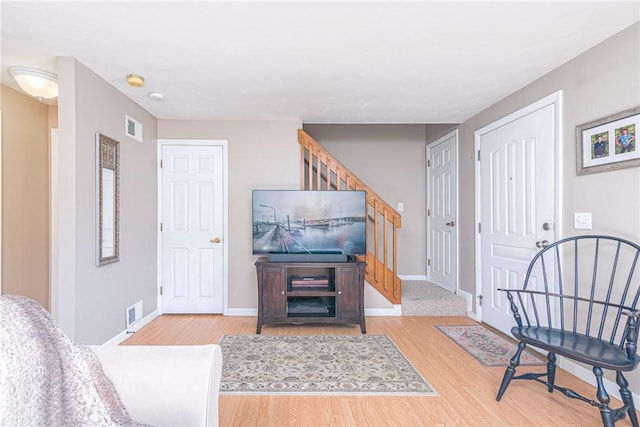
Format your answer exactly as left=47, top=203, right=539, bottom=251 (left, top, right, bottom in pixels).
left=365, top=305, right=402, bottom=316
left=226, top=306, right=402, bottom=317
left=463, top=309, right=480, bottom=321
left=456, top=288, right=476, bottom=318
left=226, top=308, right=258, bottom=316
left=399, top=275, right=428, bottom=281
left=560, top=357, right=640, bottom=409
left=103, top=309, right=159, bottom=345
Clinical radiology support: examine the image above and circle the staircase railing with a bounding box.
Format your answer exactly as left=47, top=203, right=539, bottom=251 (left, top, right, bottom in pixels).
left=298, top=129, right=402, bottom=304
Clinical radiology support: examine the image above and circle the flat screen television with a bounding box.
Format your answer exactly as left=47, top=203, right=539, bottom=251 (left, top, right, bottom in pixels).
left=252, top=190, right=367, bottom=262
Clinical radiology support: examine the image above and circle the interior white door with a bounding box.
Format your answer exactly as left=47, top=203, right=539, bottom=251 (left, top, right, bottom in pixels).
left=427, top=131, right=458, bottom=292
left=161, top=145, right=224, bottom=313
left=478, top=103, right=556, bottom=335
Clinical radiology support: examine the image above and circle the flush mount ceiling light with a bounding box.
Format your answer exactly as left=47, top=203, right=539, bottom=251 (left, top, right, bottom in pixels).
left=126, top=74, right=145, bottom=88
left=8, top=66, right=59, bottom=100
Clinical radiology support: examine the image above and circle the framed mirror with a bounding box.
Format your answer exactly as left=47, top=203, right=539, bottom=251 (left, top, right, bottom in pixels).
left=96, top=133, right=120, bottom=266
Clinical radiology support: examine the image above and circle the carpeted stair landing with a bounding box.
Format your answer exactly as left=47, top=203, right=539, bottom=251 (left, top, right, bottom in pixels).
left=402, top=281, right=467, bottom=316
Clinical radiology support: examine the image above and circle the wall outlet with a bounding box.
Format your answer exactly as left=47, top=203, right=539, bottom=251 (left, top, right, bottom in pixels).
left=574, top=212, right=592, bottom=229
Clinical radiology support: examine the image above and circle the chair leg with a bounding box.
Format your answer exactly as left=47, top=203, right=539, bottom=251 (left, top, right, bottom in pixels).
left=616, top=372, right=639, bottom=427
left=594, top=367, right=615, bottom=427
left=546, top=352, right=556, bottom=393
left=496, top=341, right=526, bottom=401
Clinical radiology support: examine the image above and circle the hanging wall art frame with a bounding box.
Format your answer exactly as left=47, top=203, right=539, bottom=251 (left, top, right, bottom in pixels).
left=96, top=133, right=120, bottom=266
left=576, top=107, right=640, bottom=175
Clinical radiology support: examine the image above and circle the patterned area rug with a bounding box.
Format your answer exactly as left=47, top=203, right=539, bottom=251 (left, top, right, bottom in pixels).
left=219, top=334, right=436, bottom=395
left=436, top=325, right=544, bottom=366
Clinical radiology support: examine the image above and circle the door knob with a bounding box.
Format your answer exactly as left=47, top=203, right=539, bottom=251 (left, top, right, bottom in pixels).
left=210, top=237, right=221, bottom=244
left=536, top=240, right=549, bottom=248
left=445, top=221, right=456, bottom=227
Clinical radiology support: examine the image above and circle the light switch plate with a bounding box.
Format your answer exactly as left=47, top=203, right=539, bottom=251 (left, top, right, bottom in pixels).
left=574, top=212, right=592, bottom=229
left=397, top=202, right=404, bottom=212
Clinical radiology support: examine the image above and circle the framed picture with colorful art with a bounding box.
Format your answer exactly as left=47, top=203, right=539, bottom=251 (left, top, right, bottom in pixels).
left=576, top=107, right=640, bottom=175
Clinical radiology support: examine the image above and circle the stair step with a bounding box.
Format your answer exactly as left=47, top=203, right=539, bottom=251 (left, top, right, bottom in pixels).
left=401, top=281, right=467, bottom=316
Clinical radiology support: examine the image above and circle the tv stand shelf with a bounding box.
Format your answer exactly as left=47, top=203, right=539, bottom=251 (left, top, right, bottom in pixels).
left=255, top=257, right=366, bottom=334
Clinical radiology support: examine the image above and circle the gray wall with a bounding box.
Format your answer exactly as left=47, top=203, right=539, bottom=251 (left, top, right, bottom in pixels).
left=303, top=123, right=457, bottom=277
left=51, top=22, right=639, bottom=343
left=455, top=21, right=640, bottom=392
left=304, top=24, right=640, bottom=317
left=157, top=121, right=301, bottom=311
left=57, top=58, right=158, bottom=344
left=457, top=22, right=640, bottom=308
left=157, top=122, right=396, bottom=311
left=303, top=124, right=428, bottom=276
left=303, top=23, right=639, bottom=300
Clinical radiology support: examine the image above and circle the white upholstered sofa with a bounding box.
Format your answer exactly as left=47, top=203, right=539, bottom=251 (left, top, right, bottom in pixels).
left=0, top=294, right=223, bottom=427
left=91, top=344, right=223, bottom=427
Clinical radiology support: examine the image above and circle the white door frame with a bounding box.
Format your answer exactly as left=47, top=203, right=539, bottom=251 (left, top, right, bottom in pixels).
left=50, top=128, right=59, bottom=319
left=157, top=139, right=229, bottom=315
left=474, top=91, right=563, bottom=321
left=426, top=129, right=459, bottom=292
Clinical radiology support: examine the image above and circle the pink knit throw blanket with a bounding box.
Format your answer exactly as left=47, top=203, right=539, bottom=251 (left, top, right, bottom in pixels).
left=0, top=295, right=147, bottom=426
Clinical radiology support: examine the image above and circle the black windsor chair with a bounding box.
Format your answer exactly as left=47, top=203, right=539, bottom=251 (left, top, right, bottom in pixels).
left=496, top=235, right=640, bottom=427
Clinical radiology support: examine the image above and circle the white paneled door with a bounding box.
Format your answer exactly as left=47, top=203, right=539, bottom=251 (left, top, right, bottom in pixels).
left=161, top=144, right=224, bottom=313
left=476, top=95, right=558, bottom=335
left=427, top=131, right=458, bottom=292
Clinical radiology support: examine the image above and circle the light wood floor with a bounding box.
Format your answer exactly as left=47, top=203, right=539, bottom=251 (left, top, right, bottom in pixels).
left=123, top=315, right=631, bottom=426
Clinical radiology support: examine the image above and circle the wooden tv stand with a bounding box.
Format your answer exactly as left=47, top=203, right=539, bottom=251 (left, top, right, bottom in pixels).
left=255, top=257, right=366, bottom=334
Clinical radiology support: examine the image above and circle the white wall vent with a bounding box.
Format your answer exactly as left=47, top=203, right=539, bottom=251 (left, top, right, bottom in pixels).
left=126, top=300, right=143, bottom=329
left=125, top=115, right=143, bottom=142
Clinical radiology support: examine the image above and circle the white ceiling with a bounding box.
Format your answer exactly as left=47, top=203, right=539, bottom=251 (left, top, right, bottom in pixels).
left=2, top=1, right=639, bottom=124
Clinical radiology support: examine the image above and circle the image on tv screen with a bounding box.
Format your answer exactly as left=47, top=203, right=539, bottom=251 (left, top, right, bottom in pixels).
left=252, top=190, right=366, bottom=256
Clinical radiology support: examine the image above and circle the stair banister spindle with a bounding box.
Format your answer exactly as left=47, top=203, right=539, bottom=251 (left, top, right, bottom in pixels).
left=373, top=198, right=380, bottom=282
